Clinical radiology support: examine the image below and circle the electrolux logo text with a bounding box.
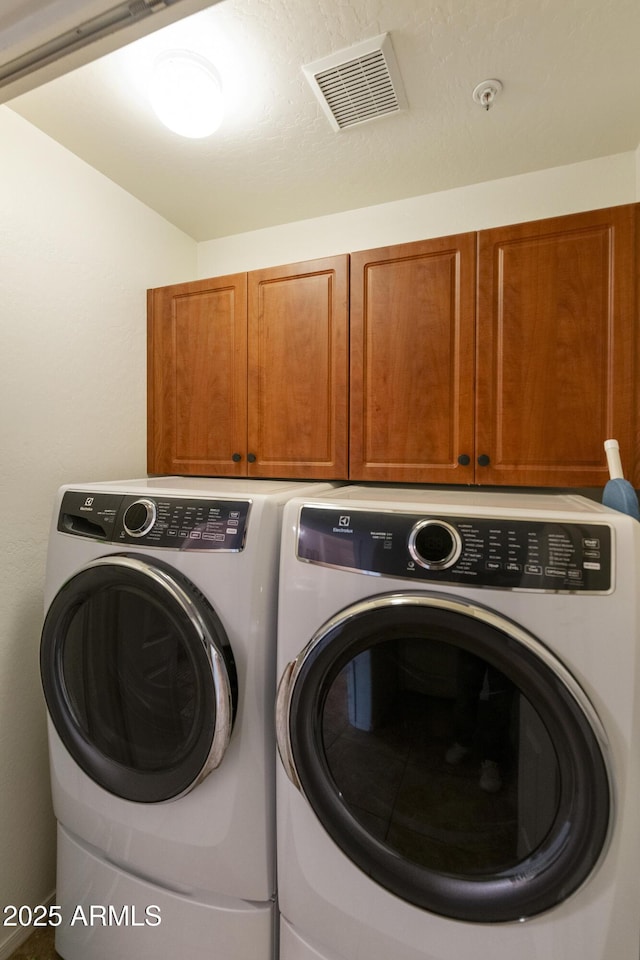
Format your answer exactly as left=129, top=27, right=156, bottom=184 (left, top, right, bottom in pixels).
left=332, top=515, right=353, bottom=534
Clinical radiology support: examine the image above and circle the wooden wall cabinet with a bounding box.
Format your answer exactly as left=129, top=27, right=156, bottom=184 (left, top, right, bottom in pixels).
left=350, top=204, right=638, bottom=487
left=247, top=257, right=348, bottom=478
left=148, top=272, right=248, bottom=477
left=149, top=204, right=637, bottom=488
left=475, top=204, right=638, bottom=487
left=148, top=256, right=349, bottom=479
left=349, top=233, right=476, bottom=483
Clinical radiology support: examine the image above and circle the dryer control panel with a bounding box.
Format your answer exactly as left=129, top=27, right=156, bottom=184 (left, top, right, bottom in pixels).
left=58, top=490, right=250, bottom=551
left=297, top=506, right=613, bottom=592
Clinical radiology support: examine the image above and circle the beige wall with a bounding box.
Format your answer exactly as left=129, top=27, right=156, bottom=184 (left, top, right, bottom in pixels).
left=1, top=99, right=639, bottom=959
left=0, top=106, right=196, bottom=959
left=197, top=150, right=637, bottom=277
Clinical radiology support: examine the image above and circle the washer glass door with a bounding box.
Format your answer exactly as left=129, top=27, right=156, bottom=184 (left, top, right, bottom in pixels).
left=41, top=554, right=237, bottom=803
left=277, top=593, right=611, bottom=923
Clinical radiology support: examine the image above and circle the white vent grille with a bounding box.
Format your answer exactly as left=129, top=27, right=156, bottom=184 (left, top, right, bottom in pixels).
left=303, top=33, right=407, bottom=132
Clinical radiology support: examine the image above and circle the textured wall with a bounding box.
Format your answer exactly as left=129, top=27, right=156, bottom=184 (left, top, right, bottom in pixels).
left=0, top=106, right=196, bottom=959
left=12, top=0, right=640, bottom=241
left=197, top=150, right=637, bottom=276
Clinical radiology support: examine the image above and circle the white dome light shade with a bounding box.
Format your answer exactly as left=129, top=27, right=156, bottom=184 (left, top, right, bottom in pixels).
left=149, top=50, right=224, bottom=138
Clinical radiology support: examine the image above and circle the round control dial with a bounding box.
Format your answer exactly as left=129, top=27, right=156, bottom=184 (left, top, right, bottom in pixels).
left=408, top=519, right=462, bottom=570
left=122, top=499, right=157, bottom=538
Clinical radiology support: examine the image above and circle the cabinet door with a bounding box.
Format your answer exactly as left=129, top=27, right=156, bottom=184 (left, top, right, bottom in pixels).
left=476, top=205, right=638, bottom=487
left=147, top=274, right=248, bottom=476
left=349, top=235, right=476, bottom=482
left=247, top=256, right=349, bottom=479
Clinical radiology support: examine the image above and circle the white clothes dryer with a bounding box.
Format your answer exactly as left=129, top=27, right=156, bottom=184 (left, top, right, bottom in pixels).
left=40, top=476, right=337, bottom=960
left=275, top=486, right=640, bottom=960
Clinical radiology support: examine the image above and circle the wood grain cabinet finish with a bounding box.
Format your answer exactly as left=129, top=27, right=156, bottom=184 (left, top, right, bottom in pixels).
left=476, top=204, right=638, bottom=487
left=350, top=234, right=476, bottom=482
left=148, top=256, right=349, bottom=479
left=350, top=204, right=638, bottom=487
left=246, top=256, right=349, bottom=478
left=147, top=273, right=248, bottom=477
left=149, top=205, right=637, bottom=487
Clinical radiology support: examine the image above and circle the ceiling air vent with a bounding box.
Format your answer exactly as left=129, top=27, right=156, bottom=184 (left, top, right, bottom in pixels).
left=303, top=33, right=407, bottom=132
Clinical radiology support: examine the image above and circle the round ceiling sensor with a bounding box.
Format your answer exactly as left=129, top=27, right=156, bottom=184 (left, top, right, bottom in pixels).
left=472, top=79, right=503, bottom=110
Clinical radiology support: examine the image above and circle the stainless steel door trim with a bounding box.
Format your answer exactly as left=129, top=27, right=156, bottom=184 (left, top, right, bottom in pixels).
left=275, top=659, right=301, bottom=790
left=276, top=591, right=614, bottom=815
left=82, top=554, right=234, bottom=796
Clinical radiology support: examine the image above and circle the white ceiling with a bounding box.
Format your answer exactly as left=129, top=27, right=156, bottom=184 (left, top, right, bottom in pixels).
left=7, top=0, right=640, bottom=242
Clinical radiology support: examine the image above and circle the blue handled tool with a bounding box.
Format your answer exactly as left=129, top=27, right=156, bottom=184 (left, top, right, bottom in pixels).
left=602, top=439, right=640, bottom=520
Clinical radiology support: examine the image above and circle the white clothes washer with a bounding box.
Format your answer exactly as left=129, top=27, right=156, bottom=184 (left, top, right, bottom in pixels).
left=40, top=476, right=337, bottom=960
left=275, top=486, right=640, bottom=960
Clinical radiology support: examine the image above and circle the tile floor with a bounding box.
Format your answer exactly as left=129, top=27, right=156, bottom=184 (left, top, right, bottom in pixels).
left=8, top=926, right=61, bottom=960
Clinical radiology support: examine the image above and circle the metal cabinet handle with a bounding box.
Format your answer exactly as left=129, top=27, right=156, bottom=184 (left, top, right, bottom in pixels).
left=477, top=454, right=491, bottom=467
left=231, top=453, right=242, bottom=463
left=457, top=454, right=471, bottom=466
left=247, top=453, right=257, bottom=463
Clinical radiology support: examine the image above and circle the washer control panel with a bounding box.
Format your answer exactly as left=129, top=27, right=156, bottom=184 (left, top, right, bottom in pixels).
left=297, top=506, right=612, bottom=592
left=58, top=491, right=250, bottom=551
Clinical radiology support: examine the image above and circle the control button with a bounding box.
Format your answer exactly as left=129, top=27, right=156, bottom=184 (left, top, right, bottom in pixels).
left=525, top=564, right=543, bottom=576
left=584, top=561, right=601, bottom=570
left=505, top=562, right=523, bottom=573
left=122, top=499, right=157, bottom=538
left=545, top=567, right=566, bottom=578
left=583, top=538, right=601, bottom=550
left=485, top=561, right=502, bottom=571
left=567, top=569, right=583, bottom=580
left=408, top=520, right=462, bottom=570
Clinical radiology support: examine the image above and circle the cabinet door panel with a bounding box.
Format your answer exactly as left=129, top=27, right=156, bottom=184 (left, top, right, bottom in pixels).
left=476, top=205, right=637, bottom=487
left=247, top=256, right=348, bottom=479
left=148, top=275, right=247, bottom=475
left=350, top=235, right=476, bottom=482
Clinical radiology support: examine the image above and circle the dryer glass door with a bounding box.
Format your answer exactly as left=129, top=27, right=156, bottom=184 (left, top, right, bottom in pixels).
left=277, top=592, right=611, bottom=923
left=41, top=554, right=237, bottom=802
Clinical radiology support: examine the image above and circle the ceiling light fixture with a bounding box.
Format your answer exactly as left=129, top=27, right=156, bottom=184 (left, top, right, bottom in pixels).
left=149, top=50, right=224, bottom=139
